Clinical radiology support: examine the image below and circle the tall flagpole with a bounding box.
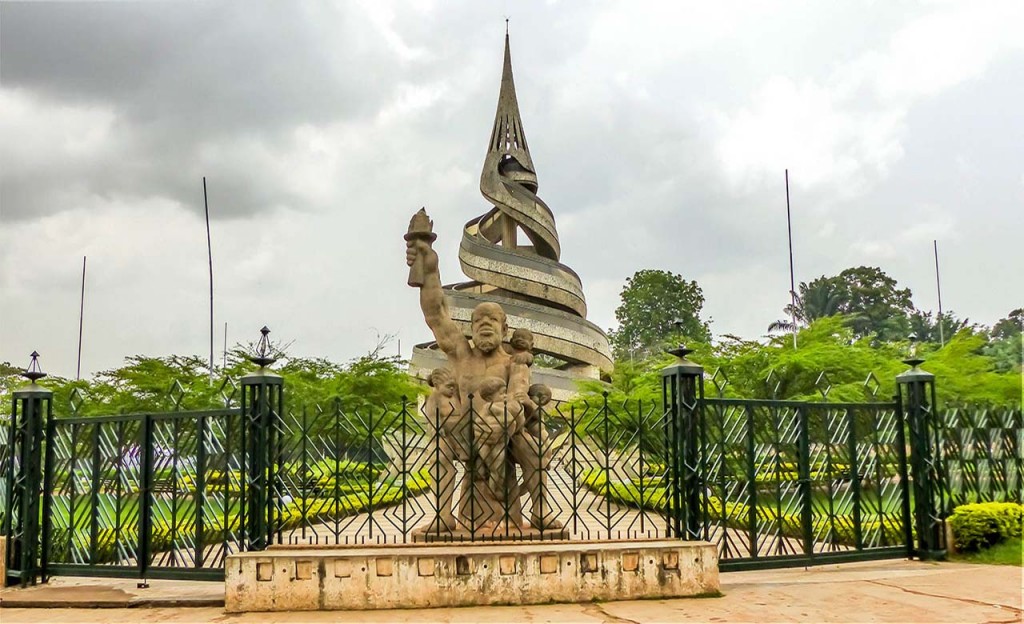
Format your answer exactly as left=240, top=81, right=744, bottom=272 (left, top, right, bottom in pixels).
left=76, top=255, right=87, bottom=380
left=786, top=169, right=797, bottom=349
left=934, top=240, right=944, bottom=347
left=204, top=177, right=214, bottom=383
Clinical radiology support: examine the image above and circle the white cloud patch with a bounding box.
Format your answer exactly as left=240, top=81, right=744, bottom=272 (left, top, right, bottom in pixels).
left=713, top=1, right=1024, bottom=198
left=1, top=1, right=1022, bottom=376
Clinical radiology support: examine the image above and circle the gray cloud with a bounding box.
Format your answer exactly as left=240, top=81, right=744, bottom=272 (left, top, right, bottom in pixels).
left=1, top=1, right=1022, bottom=378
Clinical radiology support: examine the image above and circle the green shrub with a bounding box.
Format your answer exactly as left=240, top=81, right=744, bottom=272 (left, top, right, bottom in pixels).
left=579, top=468, right=906, bottom=547
left=949, top=502, right=1024, bottom=552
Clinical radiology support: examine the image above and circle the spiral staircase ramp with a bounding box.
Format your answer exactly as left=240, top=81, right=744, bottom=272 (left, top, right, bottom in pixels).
left=410, top=34, right=613, bottom=395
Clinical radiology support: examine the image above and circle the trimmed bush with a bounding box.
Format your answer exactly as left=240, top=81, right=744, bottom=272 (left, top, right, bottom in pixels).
left=949, top=502, right=1024, bottom=552
left=579, top=468, right=906, bottom=547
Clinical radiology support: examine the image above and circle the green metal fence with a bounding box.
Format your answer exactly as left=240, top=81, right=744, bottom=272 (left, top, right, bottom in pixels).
left=698, top=398, right=911, bottom=570
left=44, top=409, right=244, bottom=581
left=938, top=405, right=1023, bottom=509
left=272, top=394, right=676, bottom=546
left=0, top=415, right=10, bottom=533
left=5, top=347, right=1021, bottom=586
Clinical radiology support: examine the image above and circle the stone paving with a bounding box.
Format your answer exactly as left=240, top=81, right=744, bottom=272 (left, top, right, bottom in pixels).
left=1, top=559, right=1020, bottom=623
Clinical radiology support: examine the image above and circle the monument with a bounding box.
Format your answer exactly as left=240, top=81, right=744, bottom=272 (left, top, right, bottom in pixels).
left=406, top=207, right=564, bottom=539
left=225, top=31, right=720, bottom=612
left=408, top=31, right=613, bottom=401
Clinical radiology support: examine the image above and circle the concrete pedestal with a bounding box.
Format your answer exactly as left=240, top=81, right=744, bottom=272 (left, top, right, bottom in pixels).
left=412, top=525, right=570, bottom=543
left=225, top=539, right=719, bottom=612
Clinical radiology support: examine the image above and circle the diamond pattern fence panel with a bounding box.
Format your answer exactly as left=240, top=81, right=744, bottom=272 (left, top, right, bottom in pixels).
left=0, top=415, right=10, bottom=533
left=699, top=398, right=911, bottom=571
left=45, top=409, right=244, bottom=581
left=938, top=405, right=1023, bottom=510
left=271, top=395, right=675, bottom=546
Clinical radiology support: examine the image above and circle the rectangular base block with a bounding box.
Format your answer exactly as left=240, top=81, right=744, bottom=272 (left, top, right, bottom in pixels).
left=225, top=539, right=719, bottom=612
left=412, top=526, right=571, bottom=543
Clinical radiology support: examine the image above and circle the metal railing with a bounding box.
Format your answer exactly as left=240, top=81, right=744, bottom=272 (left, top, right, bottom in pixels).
left=272, top=394, right=674, bottom=545
left=698, top=398, right=910, bottom=570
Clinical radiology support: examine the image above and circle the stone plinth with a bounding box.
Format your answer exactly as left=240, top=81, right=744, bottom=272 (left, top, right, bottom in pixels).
left=224, top=539, right=719, bottom=612
left=411, top=526, right=570, bottom=543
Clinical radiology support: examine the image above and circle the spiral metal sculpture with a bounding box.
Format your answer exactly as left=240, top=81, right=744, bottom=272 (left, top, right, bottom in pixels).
left=414, top=34, right=613, bottom=379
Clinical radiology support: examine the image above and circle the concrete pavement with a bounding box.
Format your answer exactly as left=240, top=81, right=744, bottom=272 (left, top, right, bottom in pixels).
left=1, top=559, right=1021, bottom=623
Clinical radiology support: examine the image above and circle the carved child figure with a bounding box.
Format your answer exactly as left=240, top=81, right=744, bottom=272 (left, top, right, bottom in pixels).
left=425, top=367, right=458, bottom=418
left=508, top=327, right=535, bottom=366
left=423, top=367, right=465, bottom=457
left=422, top=367, right=462, bottom=531
left=472, top=376, right=523, bottom=499
left=525, top=382, right=552, bottom=440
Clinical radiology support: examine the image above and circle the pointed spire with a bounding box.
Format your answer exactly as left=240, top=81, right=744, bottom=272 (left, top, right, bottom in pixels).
left=486, top=30, right=536, bottom=180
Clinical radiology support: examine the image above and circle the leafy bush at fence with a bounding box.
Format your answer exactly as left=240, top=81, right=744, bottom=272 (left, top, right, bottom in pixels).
left=580, top=469, right=904, bottom=547
left=47, top=469, right=431, bottom=565
left=50, top=520, right=237, bottom=566
left=278, top=469, right=431, bottom=530
left=948, top=502, right=1024, bottom=552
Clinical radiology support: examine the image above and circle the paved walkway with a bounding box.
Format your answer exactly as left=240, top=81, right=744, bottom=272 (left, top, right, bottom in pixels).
left=1, top=559, right=1020, bottom=623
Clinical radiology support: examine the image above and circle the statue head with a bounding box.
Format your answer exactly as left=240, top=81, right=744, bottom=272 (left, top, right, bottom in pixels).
left=510, top=328, right=534, bottom=352
left=428, top=367, right=457, bottom=398
left=528, top=383, right=552, bottom=408
left=477, top=376, right=507, bottom=403
left=471, top=302, right=507, bottom=354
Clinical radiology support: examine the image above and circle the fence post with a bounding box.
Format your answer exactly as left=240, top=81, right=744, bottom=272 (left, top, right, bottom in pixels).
left=895, top=339, right=946, bottom=560
left=240, top=327, right=284, bottom=551
left=3, top=353, right=52, bottom=587
left=661, top=344, right=704, bottom=540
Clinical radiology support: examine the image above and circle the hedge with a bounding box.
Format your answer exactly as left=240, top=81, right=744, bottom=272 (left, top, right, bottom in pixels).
left=581, top=469, right=905, bottom=547
left=948, top=502, right=1024, bottom=552
left=47, top=469, right=432, bottom=565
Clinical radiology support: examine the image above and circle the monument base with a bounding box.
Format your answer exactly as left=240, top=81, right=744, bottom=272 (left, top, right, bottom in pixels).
left=411, top=525, right=570, bottom=543
left=224, top=539, right=719, bottom=612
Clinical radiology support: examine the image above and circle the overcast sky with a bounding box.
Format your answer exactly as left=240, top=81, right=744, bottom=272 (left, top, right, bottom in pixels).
left=1, top=1, right=1021, bottom=379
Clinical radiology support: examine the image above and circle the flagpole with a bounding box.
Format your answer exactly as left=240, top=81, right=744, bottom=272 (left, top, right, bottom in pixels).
left=76, top=255, right=87, bottom=380
left=786, top=169, right=797, bottom=349
left=934, top=240, right=944, bottom=347
left=204, top=177, right=214, bottom=383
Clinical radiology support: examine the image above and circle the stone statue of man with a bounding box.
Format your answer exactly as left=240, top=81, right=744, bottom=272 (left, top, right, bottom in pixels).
left=406, top=214, right=561, bottom=531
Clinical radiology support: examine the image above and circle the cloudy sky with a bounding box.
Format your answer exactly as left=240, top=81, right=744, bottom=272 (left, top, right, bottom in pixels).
left=1, top=1, right=1021, bottom=379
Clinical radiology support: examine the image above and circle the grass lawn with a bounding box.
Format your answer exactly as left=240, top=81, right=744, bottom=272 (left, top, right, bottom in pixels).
left=952, top=538, right=1023, bottom=567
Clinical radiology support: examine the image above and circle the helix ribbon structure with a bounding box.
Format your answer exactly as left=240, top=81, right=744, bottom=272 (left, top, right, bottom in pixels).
left=439, top=34, right=613, bottom=375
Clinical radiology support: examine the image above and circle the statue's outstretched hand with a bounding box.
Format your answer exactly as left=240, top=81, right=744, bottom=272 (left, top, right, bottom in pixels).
left=406, top=239, right=438, bottom=270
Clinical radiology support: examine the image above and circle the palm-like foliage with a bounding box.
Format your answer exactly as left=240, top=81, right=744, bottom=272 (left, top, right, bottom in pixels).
left=768, top=281, right=845, bottom=334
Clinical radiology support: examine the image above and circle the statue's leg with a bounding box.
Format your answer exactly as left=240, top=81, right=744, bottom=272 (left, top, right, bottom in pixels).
left=510, top=432, right=561, bottom=530
left=427, top=438, right=458, bottom=533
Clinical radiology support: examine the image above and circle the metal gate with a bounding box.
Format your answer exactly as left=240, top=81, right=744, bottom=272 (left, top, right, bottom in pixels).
left=697, top=398, right=911, bottom=570
left=43, top=409, right=245, bottom=581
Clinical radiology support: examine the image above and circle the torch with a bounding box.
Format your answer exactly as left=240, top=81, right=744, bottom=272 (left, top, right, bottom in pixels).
left=405, top=208, right=437, bottom=287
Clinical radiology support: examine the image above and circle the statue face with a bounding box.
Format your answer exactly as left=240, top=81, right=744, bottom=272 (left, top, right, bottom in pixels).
left=438, top=378, right=457, bottom=398
left=529, top=388, right=551, bottom=406
left=511, top=329, right=533, bottom=351
left=471, top=303, right=506, bottom=353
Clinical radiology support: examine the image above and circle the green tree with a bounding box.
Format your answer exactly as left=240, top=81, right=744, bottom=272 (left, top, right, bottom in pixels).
left=769, top=266, right=913, bottom=341
left=908, top=310, right=972, bottom=345
left=984, top=309, right=1023, bottom=373
left=828, top=266, right=913, bottom=340
left=768, top=279, right=845, bottom=333
left=0, top=340, right=425, bottom=421
left=991, top=309, right=1023, bottom=340
left=609, top=269, right=711, bottom=360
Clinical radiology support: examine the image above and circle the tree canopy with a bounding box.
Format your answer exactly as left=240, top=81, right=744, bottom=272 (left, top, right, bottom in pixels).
left=0, top=342, right=424, bottom=420
left=586, top=317, right=1021, bottom=407
left=609, top=269, right=711, bottom=360
left=770, top=266, right=917, bottom=341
